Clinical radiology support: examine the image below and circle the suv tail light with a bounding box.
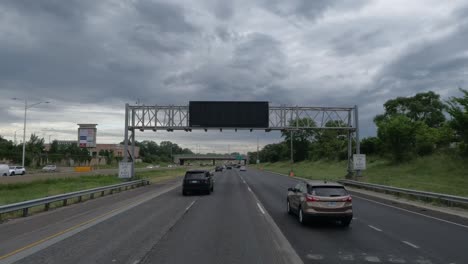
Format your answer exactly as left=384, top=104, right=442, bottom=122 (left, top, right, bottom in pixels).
left=341, top=196, right=352, bottom=202
left=306, top=194, right=320, bottom=202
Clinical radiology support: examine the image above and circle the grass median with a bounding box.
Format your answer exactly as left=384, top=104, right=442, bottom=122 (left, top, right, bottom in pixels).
left=256, top=154, right=468, bottom=197
left=0, top=167, right=190, bottom=206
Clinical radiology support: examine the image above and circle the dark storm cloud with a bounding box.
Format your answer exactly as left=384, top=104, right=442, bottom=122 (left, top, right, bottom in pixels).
left=0, top=0, right=465, bottom=142
left=132, top=0, right=197, bottom=33
left=366, top=21, right=468, bottom=101
left=0, top=0, right=201, bottom=106
left=258, top=0, right=370, bottom=21
left=163, top=32, right=289, bottom=102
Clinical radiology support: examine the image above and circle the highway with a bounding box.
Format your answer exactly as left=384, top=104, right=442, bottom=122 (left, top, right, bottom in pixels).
left=1, top=169, right=467, bottom=264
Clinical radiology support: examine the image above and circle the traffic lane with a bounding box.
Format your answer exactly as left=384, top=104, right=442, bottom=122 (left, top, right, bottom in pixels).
left=141, top=169, right=288, bottom=264
left=350, top=192, right=468, bottom=263
left=0, top=177, right=182, bottom=257
left=15, top=183, right=195, bottom=264
left=242, top=169, right=445, bottom=263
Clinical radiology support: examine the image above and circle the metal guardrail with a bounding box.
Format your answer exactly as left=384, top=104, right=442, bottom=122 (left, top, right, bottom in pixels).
left=0, top=179, right=150, bottom=217
left=338, top=180, right=468, bottom=207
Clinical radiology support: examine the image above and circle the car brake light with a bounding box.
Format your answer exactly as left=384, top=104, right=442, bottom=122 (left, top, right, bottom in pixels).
left=342, top=196, right=352, bottom=202
left=306, top=194, right=320, bottom=202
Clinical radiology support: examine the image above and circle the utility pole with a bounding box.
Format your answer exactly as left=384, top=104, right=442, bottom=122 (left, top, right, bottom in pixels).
left=256, top=137, right=259, bottom=164
left=290, top=130, right=294, bottom=176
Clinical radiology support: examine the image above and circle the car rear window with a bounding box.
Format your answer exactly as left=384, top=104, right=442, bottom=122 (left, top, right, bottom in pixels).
left=309, top=186, right=348, bottom=197
left=185, top=172, right=206, bottom=179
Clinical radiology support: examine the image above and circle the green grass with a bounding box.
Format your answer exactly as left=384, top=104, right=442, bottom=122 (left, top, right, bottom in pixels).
left=257, top=154, right=468, bottom=197
left=0, top=175, right=123, bottom=205
left=0, top=167, right=199, bottom=206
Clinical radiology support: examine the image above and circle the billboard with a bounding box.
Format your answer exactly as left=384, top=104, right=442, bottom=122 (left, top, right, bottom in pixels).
left=78, top=127, right=96, bottom=148
left=189, top=101, right=269, bottom=128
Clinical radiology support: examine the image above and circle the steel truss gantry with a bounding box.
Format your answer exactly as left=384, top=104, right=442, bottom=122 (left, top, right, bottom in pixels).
left=123, top=104, right=361, bottom=178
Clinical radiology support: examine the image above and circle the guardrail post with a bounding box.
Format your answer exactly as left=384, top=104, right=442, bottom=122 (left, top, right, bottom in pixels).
left=63, top=199, right=68, bottom=206
left=78, top=196, right=82, bottom=203
left=22, top=208, right=28, bottom=217
left=45, top=203, right=50, bottom=211
left=101, top=191, right=105, bottom=196
left=90, top=193, right=95, bottom=199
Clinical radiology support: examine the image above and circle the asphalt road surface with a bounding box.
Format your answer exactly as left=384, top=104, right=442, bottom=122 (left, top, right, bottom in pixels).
left=1, top=169, right=467, bottom=264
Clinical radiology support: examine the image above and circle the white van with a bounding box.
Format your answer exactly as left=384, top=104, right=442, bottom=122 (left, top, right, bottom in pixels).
left=0, top=164, right=9, bottom=176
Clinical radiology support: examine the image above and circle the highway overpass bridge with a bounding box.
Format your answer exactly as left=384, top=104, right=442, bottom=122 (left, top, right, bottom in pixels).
left=173, top=154, right=247, bottom=165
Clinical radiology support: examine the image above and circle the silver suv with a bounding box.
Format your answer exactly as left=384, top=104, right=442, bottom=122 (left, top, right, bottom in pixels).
left=287, top=180, right=353, bottom=226
left=9, top=166, right=26, bottom=176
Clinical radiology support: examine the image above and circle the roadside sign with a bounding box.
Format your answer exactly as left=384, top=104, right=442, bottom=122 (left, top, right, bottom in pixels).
left=256, top=159, right=260, bottom=164
left=353, top=154, right=366, bottom=170
left=119, top=162, right=133, bottom=178
left=236, top=155, right=242, bottom=160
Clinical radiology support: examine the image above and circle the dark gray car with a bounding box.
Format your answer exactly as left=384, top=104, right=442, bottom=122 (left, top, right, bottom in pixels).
left=182, top=170, right=214, bottom=195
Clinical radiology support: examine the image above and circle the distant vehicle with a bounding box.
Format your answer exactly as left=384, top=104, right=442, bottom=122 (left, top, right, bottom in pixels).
left=154, top=164, right=160, bottom=168
left=235, top=164, right=241, bottom=168
left=9, top=166, right=26, bottom=176
left=0, top=164, right=9, bottom=176
left=215, top=166, right=223, bottom=172
left=286, top=180, right=353, bottom=226
left=182, top=170, right=214, bottom=195
left=226, top=166, right=232, bottom=170
left=42, top=165, right=57, bottom=172
left=168, top=165, right=173, bottom=168
left=240, top=166, right=246, bottom=171
left=146, top=165, right=154, bottom=169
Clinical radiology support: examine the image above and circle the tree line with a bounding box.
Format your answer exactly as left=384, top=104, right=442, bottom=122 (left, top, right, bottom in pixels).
left=249, top=89, right=468, bottom=163
left=0, top=134, right=193, bottom=167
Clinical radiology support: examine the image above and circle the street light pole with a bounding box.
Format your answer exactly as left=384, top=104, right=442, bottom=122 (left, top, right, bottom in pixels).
left=22, top=99, right=27, bottom=168
left=13, top=98, right=49, bottom=167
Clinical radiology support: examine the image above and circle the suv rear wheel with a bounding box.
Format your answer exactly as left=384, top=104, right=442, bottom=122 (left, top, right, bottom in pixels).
left=298, top=207, right=306, bottom=225
left=287, top=200, right=292, bottom=215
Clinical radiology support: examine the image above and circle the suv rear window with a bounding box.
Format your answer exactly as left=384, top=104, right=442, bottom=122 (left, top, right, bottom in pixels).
left=185, top=172, right=207, bottom=179
left=309, top=186, right=348, bottom=197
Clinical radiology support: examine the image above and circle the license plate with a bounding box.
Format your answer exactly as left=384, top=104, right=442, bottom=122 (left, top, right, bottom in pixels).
left=191, top=180, right=198, bottom=183
left=328, top=202, right=336, bottom=206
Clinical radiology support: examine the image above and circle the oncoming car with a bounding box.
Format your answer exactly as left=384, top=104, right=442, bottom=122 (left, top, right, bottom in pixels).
left=286, top=180, right=353, bottom=226
left=182, top=170, right=214, bottom=195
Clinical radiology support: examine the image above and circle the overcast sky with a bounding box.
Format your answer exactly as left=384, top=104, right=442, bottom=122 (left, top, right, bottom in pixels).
left=1, top=0, right=467, bottom=154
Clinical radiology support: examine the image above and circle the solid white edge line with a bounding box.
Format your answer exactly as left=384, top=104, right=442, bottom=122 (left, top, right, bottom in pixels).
left=368, top=225, right=383, bottom=232
left=256, top=203, right=265, bottom=215
left=185, top=200, right=196, bottom=211
left=402, top=241, right=420, bottom=249
left=247, top=187, right=252, bottom=192
left=263, top=170, right=468, bottom=230
left=353, top=194, right=468, bottom=230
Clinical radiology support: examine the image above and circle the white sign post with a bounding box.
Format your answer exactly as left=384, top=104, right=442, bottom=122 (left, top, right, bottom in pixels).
left=119, top=161, right=133, bottom=179
left=353, top=154, right=366, bottom=170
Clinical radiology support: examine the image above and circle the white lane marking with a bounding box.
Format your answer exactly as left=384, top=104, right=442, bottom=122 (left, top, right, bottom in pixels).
left=402, top=241, right=420, bottom=249
left=306, top=254, right=324, bottom=260
left=368, top=225, right=383, bottom=232
left=256, top=202, right=265, bottom=215
left=131, top=260, right=140, bottom=264
left=353, top=217, right=358, bottom=220
left=185, top=200, right=196, bottom=211
left=338, top=254, right=354, bottom=261
left=248, top=186, right=252, bottom=192
left=364, top=256, right=381, bottom=262
left=242, top=180, right=246, bottom=184
left=352, top=195, right=468, bottom=230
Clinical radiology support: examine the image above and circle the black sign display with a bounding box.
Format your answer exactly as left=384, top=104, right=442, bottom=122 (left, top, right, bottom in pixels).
left=189, top=101, right=269, bottom=128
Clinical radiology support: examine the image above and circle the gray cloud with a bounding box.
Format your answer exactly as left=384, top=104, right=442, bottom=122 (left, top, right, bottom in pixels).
left=258, top=0, right=370, bottom=21
left=0, top=0, right=466, bottom=147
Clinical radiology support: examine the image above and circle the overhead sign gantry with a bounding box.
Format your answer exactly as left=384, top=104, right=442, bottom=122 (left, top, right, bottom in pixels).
left=122, top=101, right=361, bottom=178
